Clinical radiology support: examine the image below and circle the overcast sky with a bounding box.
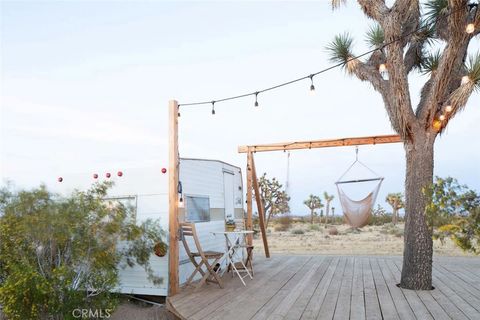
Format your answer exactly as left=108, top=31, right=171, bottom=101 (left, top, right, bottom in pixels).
left=1, top=1, right=480, bottom=215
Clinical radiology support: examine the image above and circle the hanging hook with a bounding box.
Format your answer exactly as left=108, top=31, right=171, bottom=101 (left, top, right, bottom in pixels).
left=355, top=146, right=359, bottom=161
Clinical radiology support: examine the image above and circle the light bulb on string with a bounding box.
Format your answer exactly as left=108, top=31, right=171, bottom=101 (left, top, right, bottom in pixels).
left=211, top=101, right=216, bottom=115
left=379, top=63, right=387, bottom=73
left=254, top=92, right=259, bottom=107
left=462, top=75, right=471, bottom=85
left=466, top=23, right=475, bottom=34
left=309, top=75, right=315, bottom=95
left=445, top=105, right=453, bottom=113
left=439, top=114, right=446, bottom=121
left=466, top=3, right=478, bottom=34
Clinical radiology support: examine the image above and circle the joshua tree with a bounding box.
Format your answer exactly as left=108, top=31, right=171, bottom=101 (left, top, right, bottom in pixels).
left=328, top=0, right=480, bottom=289
left=386, top=193, right=405, bottom=225
left=304, top=194, right=324, bottom=224
left=258, top=173, right=290, bottom=228
left=323, top=192, right=335, bottom=226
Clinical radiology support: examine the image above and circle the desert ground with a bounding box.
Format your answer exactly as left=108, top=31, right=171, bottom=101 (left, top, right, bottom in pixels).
left=252, top=222, right=475, bottom=257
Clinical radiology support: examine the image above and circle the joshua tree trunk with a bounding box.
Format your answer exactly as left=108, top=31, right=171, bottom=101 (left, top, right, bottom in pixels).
left=392, top=208, right=398, bottom=225
left=310, top=210, right=315, bottom=224
left=400, top=134, right=434, bottom=290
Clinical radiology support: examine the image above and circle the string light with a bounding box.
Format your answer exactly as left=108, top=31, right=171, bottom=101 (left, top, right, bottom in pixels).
left=177, top=5, right=469, bottom=112
left=462, top=75, right=471, bottom=84
left=466, top=3, right=478, bottom=34
left=309, top=74, right=315, bottom=94
left=445, top=105, right=453, bottom=113
left=466, top=23, right=475, bottom=33
left=439, top=114, right=446, bottom=121
left=211, top=101, right=216, bottom=115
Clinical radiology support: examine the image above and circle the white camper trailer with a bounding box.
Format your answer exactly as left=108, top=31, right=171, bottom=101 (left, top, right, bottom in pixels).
left=52, top=158, right=244, bottom=296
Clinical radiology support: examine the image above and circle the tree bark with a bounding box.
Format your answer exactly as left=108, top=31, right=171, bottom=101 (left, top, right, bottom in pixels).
left=310, top=209, right=314, bottom=224
left=400, top=133, right=434, bottom=290
left=393, top=208, right=398, bottom=225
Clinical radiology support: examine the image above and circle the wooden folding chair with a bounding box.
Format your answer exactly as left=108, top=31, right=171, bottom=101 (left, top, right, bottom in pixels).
left=179, top=222, right=224, bottom=290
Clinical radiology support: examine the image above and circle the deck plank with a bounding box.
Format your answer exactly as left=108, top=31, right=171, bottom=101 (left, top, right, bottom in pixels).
left=389, top=259, right=433, bottom=320
left=376, top=259, right=415, bottom=320
left=333, top=257, right=354, bottom=320
left=370, top=258, right=399, bottom=320
left=265, top=256, right=326, bottom=320
left=432, top=262, right=480, bottom=313
left=300, top=257, right=340, bottom=320
left=349, top=257, right=365, bottom=320
left=283, top=257, right=334, bottom=320
left=179, top=256, right=294, bottom=319
left=362, top=257, right=382, bottom=320
left=317, top=256, right=348, bottom=320
left=251, top=256, right=317, bottom=320
left=208, top=256, right=312, bottom=320
left=167, top=255, right=480, bottom=320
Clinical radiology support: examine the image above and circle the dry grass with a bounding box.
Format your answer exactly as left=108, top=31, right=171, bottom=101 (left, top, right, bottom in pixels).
left=254, top=222, right=475, bottom=256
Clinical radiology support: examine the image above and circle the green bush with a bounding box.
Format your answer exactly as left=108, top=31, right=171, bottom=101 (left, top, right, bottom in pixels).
left=0, top=182, right=167, bottom=320
left=309, top=224, right=322, bottom=231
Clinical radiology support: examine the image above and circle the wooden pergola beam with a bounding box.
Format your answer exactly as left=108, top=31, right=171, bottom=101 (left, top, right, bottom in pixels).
left=238, top=134, right=401, bottom=153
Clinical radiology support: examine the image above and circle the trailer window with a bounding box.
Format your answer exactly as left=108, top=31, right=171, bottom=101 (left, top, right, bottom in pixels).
left=185, top=196, right=210, bottom=222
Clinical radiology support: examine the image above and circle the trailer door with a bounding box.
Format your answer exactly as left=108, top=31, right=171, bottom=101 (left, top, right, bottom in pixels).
left=223, top=171, right=234, bottom=219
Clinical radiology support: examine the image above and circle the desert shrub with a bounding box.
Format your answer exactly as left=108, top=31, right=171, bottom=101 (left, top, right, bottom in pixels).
left=309, top=224, right=322, bottom=231
left=274, top=225, right=288, bottom=232
left=0, top=182, right=167, bottom=320
left=345, top=227, right=361, bottom=234
left=291, top=229, right=305, bottom=235
left=368, top=205, right=392, bottom=225
left=328, top=227, right=338, bottom=235
left=380, top=224, right=403, bottom=237
left=277, top=215, right=292, bottom=229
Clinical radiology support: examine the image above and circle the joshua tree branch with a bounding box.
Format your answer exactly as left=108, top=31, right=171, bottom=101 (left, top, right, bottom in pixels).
left=419, top=1, right=470, bottom=126
left=357, top=0, right=389, bottom=23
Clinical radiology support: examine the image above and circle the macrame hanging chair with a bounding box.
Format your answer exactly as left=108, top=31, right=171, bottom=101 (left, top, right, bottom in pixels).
left=335, top=147, right=384, bottom=228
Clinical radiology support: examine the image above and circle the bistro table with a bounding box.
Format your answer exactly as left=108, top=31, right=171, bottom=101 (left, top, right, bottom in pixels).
left=211, top=230, right=254, bottom=286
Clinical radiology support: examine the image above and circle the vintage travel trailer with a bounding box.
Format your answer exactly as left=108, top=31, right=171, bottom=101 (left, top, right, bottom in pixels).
left=51, top=158, right=245, bottom=296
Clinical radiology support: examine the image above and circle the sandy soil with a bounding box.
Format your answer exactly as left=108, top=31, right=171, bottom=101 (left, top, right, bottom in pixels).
left=110, top=298, right=175, bottom=320
left=253, top=223, right=475, bottom=257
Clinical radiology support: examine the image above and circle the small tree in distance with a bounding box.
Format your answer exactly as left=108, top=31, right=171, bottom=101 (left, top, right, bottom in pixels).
left=304, top=194, right=324, bottom=224
left=386, top=193, right=405, bottom=225
left=258, top=173, right=290, bottom=228
left=323, top=192, right=335, bottom=226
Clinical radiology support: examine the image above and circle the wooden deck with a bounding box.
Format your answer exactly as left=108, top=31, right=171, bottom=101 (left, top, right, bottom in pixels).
left=166, top=255, right=480, bottom=320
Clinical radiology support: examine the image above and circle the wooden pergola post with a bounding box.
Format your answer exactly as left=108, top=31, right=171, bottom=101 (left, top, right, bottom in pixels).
left=246, top=150, right=253, bottom=246
left=168, top=100, right=179, bottom=296
left=249, top=150, right=270, bottom=258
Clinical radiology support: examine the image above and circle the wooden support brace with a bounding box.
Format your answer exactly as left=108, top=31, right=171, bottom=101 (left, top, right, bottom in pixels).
left=249, top=151, right=270, bottom=258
